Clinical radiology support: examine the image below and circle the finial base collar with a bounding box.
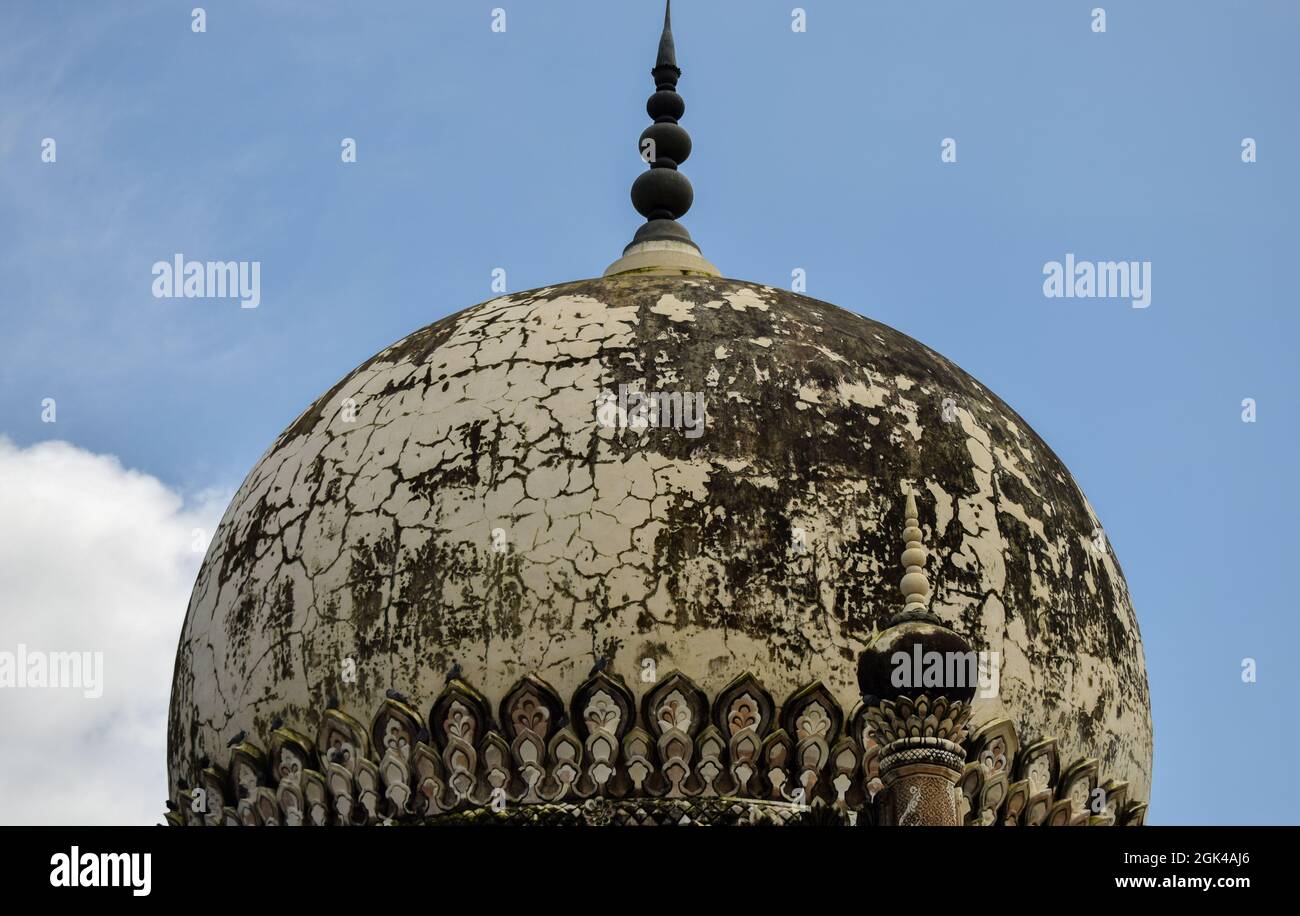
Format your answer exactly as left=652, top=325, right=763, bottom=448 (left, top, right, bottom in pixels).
left=603, top=238, right=720, bottom=277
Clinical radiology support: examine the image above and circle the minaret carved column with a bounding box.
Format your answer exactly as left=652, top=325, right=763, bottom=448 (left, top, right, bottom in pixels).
left=857, top=491, right=975, bottom=826
left=868, top=697, right=972, bottom=826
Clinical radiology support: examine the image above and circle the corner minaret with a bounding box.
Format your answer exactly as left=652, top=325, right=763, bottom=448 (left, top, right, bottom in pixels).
left=604, top=1, right=720, bottom=277
left=855, top=490, right=977, bottom=826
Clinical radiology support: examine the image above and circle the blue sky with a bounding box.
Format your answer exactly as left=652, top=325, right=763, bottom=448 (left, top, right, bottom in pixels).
left=2, top=1, right=1297, bottom=824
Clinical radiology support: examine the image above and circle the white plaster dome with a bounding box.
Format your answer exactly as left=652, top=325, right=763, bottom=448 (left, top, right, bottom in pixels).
left=167, top=274, right=1152, bottom=800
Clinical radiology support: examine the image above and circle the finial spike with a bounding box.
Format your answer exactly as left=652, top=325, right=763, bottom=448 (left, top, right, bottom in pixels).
left=899, top=489, right=931, bottom=613
left=657, top=1, right=677, bottom=71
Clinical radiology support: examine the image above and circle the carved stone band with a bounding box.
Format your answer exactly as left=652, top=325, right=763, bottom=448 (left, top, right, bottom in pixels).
left=878, top=738, right=967, bottom=776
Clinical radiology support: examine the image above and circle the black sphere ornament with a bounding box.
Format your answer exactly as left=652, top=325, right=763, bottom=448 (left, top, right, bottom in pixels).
left=639, top=122, right=691, bottom=169
left=632, top=168, right=693, bottom=221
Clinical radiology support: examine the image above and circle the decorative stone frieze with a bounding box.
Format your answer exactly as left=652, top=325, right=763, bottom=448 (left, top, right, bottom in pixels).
left=164, top=671, right=1144, bottom=827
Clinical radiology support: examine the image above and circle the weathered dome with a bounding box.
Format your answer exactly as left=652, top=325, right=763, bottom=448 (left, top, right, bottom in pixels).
left=167, top=274, right=1152, bottom=800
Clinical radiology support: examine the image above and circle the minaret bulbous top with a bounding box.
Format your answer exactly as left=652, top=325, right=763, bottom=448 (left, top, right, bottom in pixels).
left=856, top=490, right=978, bottom=706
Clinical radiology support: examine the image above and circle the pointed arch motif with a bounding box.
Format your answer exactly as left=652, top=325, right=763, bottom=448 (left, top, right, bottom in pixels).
left=711, top=671, right=774, bottom=796
left=781, top=681, right=843, bottom=803
left=429, top=679, right=490, bottom=805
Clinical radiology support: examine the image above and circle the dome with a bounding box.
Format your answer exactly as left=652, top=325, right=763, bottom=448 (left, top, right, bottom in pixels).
left=167, top=273, right=1152, bottom=802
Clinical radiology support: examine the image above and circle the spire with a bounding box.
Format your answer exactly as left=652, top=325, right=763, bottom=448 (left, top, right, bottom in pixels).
left=656, top=0, right=677, bottom=71
left=604, top=1, right=719, bottom=277
left=899, top=490, right=932, bottom=614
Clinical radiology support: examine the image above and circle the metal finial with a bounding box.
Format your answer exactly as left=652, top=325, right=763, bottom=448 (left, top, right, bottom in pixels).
left=627, top=2, right=696, bottom=248
left=604, top=2, right=719, bottom=276
left=604, top=3, right=718, bottom=276
left=899, top=491, right=931, bottom=614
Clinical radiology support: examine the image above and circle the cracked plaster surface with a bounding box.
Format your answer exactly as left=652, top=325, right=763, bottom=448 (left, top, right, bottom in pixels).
left=168, top=275, right=1152, bottom=799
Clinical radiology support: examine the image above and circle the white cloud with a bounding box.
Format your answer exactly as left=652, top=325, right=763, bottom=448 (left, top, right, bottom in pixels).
left=0, top=437, right=227, bottom=825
